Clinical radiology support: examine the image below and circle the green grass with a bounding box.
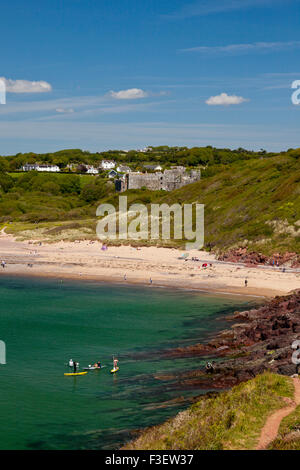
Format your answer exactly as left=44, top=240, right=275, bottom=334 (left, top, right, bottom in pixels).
left=123, top=373, right=294, bottom=450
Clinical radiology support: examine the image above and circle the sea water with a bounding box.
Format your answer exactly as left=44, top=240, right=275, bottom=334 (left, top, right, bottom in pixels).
left=0, top=276, right=255, bottom=449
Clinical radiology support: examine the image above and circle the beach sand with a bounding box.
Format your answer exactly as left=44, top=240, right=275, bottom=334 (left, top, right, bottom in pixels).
left=0, top=230, right=299, bottom=298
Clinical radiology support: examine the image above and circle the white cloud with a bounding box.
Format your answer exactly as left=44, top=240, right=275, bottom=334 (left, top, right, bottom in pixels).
left=206, top=93, right=249, bottom=106
left=0, top=77, right=52, bottom=93
left=55, top=107, right=75, bottom=114
left=163, top=0, right=286, bottom=20
left=109, top=88, right=148, bottom=100
left=180, top=41, right=300, bottom=54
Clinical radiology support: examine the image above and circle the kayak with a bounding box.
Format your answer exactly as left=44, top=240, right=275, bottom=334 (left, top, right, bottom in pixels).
left=83, top=366, right=101, bottom=371
left=64, top=372, right=88, bottom=376
left=110, top=367, right=119, bottom=374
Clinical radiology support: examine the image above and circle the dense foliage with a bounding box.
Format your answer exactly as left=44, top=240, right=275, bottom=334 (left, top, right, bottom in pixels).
left=0, top=171, right=114, bottom=223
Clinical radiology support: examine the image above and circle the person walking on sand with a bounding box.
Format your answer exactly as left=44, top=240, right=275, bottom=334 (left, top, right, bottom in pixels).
left=245, top=279, right=248, bottom=287
left=1, top=260, right=5, bottom=269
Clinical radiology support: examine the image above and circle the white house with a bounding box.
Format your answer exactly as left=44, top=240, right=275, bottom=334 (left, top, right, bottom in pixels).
left=38, top=164, right=60, bottom=172
left=100, top=160, right=116, bottom=170
left=144, top=164, right=162, bottom=172
left=86, top=166, right=99, bottom=175
left=22, top=164, right=60, bottom=172
left=116, top=165, right=131, bottom=173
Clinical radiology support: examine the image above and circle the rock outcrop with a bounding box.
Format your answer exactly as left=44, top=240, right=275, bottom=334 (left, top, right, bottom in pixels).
left=162, top=290, right=300, bottom=390
left=218, top=248, right=300, bottom=267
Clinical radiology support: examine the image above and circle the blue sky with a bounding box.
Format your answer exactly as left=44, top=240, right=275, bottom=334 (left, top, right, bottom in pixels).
left=0, top=0, right=300, bottom=154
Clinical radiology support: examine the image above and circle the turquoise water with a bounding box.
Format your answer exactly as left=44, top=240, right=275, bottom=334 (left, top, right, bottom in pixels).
left=0, top=276, right=254, bottom=450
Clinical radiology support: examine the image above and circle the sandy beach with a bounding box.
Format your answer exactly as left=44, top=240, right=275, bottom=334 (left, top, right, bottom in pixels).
left=0, top=230, right=299, bottom=298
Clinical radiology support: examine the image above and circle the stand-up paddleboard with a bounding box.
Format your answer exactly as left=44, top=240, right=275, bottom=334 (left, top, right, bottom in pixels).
left=64, top=371, right=88, bottom=376
left=110, top=367, right=119, bottom=374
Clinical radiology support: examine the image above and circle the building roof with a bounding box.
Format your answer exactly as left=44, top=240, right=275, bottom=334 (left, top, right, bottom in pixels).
left=117, top=165, right=131, bottom=171
left=144, top=164, right=162, bottom=170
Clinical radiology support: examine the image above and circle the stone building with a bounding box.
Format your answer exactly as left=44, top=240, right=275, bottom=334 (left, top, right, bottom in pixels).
left=115, top=167, right=200, bottom=192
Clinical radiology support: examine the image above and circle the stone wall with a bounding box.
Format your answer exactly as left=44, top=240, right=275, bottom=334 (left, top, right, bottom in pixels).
left=123, top=167, right=201, bottom=192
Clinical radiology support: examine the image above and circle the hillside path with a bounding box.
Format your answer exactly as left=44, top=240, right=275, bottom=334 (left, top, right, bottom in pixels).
left=256, top=377, right=300, bottom=450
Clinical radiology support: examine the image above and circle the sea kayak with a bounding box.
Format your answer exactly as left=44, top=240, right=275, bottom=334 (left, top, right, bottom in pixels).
left=110, top=367, right=119, bottom=374
left=83, top=366, right=101, bottom=371
left=64, top=371, right=88, bottom=376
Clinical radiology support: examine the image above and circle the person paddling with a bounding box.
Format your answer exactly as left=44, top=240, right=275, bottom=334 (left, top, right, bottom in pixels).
left=73, top=361, right=78, bottom=373
left=113, top=358, right=119, bottom=370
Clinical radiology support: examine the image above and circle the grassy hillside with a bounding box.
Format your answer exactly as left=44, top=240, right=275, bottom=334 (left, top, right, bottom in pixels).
left=123, top=372, right=294, bottom=451
left=157, top=151, right=300, bottom=255
left=1, top=150, right=299, bottom=254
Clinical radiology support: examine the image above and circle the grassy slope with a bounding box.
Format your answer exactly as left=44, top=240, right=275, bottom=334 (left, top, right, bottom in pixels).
left=157, top=153, right=300, bottom=255
left=268, top=404, right=300, bottom=450
left=123, top=373, right=294, bottom=451
left=3, top=153, right=300, bottom=254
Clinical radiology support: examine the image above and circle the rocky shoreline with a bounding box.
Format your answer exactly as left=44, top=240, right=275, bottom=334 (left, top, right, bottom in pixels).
left=217, top=248, right=300, bottom=268
left=158, top=290, right=300, bottom=390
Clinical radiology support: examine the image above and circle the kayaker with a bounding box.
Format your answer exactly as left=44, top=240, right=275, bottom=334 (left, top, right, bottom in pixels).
left=97, top=361, right=101, bottom=369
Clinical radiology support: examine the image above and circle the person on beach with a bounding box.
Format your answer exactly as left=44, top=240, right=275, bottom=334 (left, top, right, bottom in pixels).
left=124, top=274, right=127, bottom=281
left=1, top=260, right=5, bottom=269
left=150, top=277, right=152, bottom=284
left=245, top=279, right=248, bottom=287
